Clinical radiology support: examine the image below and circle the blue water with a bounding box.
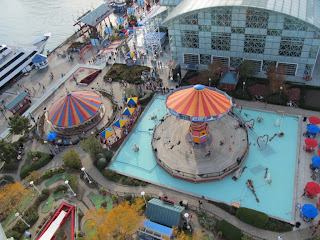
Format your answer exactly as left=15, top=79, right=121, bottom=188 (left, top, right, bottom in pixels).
left=110, top=95, right=299, bottom=221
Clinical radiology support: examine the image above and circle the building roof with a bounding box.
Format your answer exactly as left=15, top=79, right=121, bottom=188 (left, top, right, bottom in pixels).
left=220, top=71, right=239, bottom=85
left=145, top=198, right=184, bottom=227
left=80, top=4, right=114, bottom=27
left=6, top=91, right=29, bottom=111
left=143, top=220, right=173, bottom=237
left=163, top=0, right=320, bottom=30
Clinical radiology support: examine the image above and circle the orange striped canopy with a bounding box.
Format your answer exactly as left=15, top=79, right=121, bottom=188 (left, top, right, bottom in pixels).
left=166, top=85, right=231, bottom=121
left=48, top=90, right=102, bottom=127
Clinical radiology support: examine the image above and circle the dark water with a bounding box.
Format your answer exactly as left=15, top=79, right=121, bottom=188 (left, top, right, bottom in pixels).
left=0, top=0, right=103, bottom=51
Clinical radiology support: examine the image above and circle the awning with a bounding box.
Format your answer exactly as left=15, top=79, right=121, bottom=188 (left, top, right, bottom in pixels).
left=100, top=128, right=114, bottom=139
left=122, top=107, right=135, bottom=116
left=113, top=118, right=127, bottom=128
left=127, top=97, right=138, bottom=105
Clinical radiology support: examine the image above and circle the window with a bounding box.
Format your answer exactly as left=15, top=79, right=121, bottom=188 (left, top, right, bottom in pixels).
left=246, top=8, right=269, bottom=28
left=211, top=8, right=232, bottom=26
left=309, top=46, right=319, bottom=59
left=231, top=28, right=245, bottom=34
left=262, top=60, right=277, bottom=71
left=180, top=13, right=198, bottom=25
left=212, top=56, right=229, bottom=68
left=277, top=63, right=297, bottom=76
left=199, top=25, right=211, bottom=32
left=267, top=29, right=282, bottom=36
left=279, top=37, right=304, bottom=57
left=182, top=31, right=199, bottom=48
left=244, top=59, right=262, bottom=72
left=184, top=54, right=199, bottom=64
left=230, top=57, right=243, bottom=68
left=304, top=64, right=314, bottom=75
left=284, top=17, right=307, bottom=31
left=200, top=54, right=211, bottom=65
left=211, top=33, right=231, bottom=51
left=244, top=35, right=266, bottom=54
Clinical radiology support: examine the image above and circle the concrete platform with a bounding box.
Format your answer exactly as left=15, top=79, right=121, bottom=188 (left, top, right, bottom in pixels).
left=152, top=113, right=249, bottom=182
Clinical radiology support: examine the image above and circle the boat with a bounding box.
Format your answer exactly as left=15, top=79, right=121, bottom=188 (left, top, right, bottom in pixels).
left=0, top=33, right=51, bottom=89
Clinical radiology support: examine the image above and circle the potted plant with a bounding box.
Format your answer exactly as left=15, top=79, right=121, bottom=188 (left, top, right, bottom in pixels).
left=218, top=231, right=223, bottom=239
left=112, top=194, right=119, bottom=204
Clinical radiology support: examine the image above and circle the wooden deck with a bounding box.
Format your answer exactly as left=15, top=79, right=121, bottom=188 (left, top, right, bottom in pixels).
left=152, top=114, right=249, bottom=181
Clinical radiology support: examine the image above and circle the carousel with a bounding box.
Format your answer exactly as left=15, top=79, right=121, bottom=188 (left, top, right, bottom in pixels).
left=152, top=85, right=249, bottom=183
left=47, top=90, right=105, bottom=135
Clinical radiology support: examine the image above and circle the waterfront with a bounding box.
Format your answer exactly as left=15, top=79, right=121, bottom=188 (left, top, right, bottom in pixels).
left=0, top=0, right=103, bottom=51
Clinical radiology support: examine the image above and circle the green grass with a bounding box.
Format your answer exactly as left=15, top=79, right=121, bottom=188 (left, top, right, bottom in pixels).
left=87, top=192, right=112, bottom=211
left=45, top=173, right=70, bottom=188
left=1, top=190, right=37, bottom=230
left=41, top=191, right=64, bottom=213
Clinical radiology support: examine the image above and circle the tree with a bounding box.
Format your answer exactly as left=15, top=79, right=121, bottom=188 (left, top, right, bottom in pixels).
left=0, top=182, right=28, bottom=221
left=9, top=115, right=31, bottom=135
left=267, top=65, right=287, bottom=94
left=80, top=135, right=101, bottom=156
left=26, top=171, right=42, bottom=184
left=238, top=60, right=253, bottom=82
left=0, top=140, right=18, bottom=162
left=62, top=148, right=81, bottom=169
left=208, top=61, right=223, bottom=86
left=84, top=199, right=144, bottom=240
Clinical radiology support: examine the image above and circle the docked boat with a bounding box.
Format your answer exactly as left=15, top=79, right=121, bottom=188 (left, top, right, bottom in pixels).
left=0, top=33, right=51, bottom=89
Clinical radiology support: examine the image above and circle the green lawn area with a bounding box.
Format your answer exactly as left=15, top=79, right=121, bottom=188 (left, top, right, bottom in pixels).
left=87, top=192, right=112, bottom=211
left=45, top=173, right=70, bottom=188
left=41, top=191, right=64, bottom=213
left=1, top=190, right=37, bottom=229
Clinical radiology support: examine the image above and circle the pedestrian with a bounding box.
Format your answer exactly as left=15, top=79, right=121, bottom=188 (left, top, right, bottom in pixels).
left=198, top=200, right=203, bottom=207
left=110, top=86, right=113, bottom=95
left=25, top=231, right=31, bottom=238
left=33, top=87, right=36, bottom=92
left=42, top=84, right=46, bottom=90
left=278, top=236, right=283, bottom=240
left=205, top=151, right=211, bottom=157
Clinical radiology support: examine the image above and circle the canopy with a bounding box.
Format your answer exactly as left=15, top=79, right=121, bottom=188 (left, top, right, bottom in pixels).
left=307, top=125, right=320, bottom=134
left=46, top=132, right=57, bottom=140
left=306, top=182, right=320, bottom=196
left=166, top=84, right=231, bottom=122
left=128, top=30, right=134, bottom=33
left=122, top=107, right=135, bottom=116
left=309, top=116, right=320, bottom=125
left=124, top=33, right=130, bottom=36
left=312, top=156, right=320, bottom=168
left=302, top=204, right=318, bottom=219
left=125, top=26, right=131, bottom=29
left=126, top=52, right=135, bottom=58
left=100, top=128, right=114, bottom=139
left=127, top=97, right=138, bottom=105
left=48, top=91, right=102, bottom=127
left=119, top=33, right=125, bottom=36
left=113, top=118, right=127, bottom=128
left=305, top=138, right=318, bottom=148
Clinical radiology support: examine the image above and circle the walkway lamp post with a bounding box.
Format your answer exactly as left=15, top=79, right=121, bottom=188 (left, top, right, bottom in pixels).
left=30, top=181, right=40, bottom=195
left=15, top=212, right=30, bottom=228
left=177, top=73, right=180, bottom=86
left=209, top=78, right=212, bottom=87
left=242, top=81, right=246, bottom=95
left=81, top=167, right=92, bottom=184
left=184, top=212, right=191, bottom=230
left=65, top=180, right=76, bottom=197
left=141, top=191, right=147, bottom=205
left=279, top=86, right=283, bottom=103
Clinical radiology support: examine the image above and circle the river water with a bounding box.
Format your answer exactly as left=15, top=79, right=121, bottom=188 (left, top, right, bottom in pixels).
left=0, top=0, right=104, bottom=51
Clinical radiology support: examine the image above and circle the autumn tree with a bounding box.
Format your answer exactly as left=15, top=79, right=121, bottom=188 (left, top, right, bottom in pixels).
left=9, top=115, right=31, bottom=135
left=238, top=60, right=253, bottom=82
left=62, top=148, right=81, bottom=169
left=267, top=65, right=287, bottom=94
left=80, top=135, right=101, bottom=156
left=0, top=140, right=17, bottom=162
left=84, top=198, right=144, bottom=240
left=26, top=171, right=42, bottom=184
left=208, top=61, right=224, bottom=86
left=0, top=182, right=28, bottom=221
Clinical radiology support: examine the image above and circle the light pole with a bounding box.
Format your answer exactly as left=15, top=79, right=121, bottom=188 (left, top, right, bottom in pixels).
left=279, top=86, right=283, bottom=103
left=242, top=81, right=246, bottom=96
left=30, top=181, right=40, bottom=195
left=209, top=78, right=212, bottom=87
left=15, top=212, right=30, bottom=228
left=141, top=191, right=147, bottom=205
left=81, top=167, right=92, bottom=184
left=184, top=212, right=191, bottom=230
left=65, top=180, right=76, bottom=197
left=177, top=73, right=180, bottom=86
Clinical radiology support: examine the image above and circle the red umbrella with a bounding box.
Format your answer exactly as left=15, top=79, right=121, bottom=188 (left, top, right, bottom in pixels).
left=124, top=33, right=130, bottom=36
left=305, top=138, right=318, bottom=148
left=130, top=21, right=136, bottom=24
left=121, top=29, right=128, bottom=33
left=306, top=182, right=320, bottom=196
left=310, top=116, right=320, bottom=125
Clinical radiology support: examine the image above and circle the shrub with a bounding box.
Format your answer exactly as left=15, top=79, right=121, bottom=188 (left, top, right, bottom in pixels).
left=62, top=148, right=81, bottom=169
left=3, top=162, right=19, bottom=171
left=248, top=84, right=270, bottom=97
left=217, top=220, right=242, bottom=240
left=102, top=169, right=121, bottom=182
left=96, top=153, right=105, bottom=162
left=42, top=169, right=54, bottom=179
left=97, top=158, right=108, bottom=170
left=286, top=88, right=301, bottom=101
left=124, top=194, right=133, bottom=202
left=0, top=175, right=15, bottom=183
left=101, top=148, right=113, bottom=162
left=20, top=152, right=53, bottom=179
left=236, top=207, right=269, bottom=229
left=197, top=211, right=217, bottom=232
left=263, top=218, right=293, bottom=232
left=26, top=170, right=42, bottom=184
left=54, top=185, right=68, bottom=194
left=144, top=194, right=151, bottom=202
left=67, top=174, right=78, bottom=192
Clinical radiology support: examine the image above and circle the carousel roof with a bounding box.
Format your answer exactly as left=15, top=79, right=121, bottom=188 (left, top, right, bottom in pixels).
left=166, top=85, right=231, bottom=120
left=48, top=91, right=102, bottom=127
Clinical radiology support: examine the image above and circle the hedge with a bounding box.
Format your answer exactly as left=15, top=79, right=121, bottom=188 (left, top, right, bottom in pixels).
left=217, top=220, right=242, bottom=240
left=20, top=152, right=54, bottom=179
left=6, top=189, right=49, bottom=239
left=236, top=207, right=269, bottom=229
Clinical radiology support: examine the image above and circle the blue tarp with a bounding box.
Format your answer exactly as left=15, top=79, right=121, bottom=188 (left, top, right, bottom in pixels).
left=143, top=221, right=173, bottom=236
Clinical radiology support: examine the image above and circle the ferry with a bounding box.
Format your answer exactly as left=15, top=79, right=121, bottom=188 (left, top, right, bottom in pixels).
left=0, top=33, right=51, bottom=89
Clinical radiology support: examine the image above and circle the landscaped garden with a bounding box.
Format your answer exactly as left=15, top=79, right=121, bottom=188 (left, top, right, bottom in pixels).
left=41, top=191, right=65, bottom=213
left=87, top=192, right=112, bottom=211
left=44, top=173, right=70, bottom=188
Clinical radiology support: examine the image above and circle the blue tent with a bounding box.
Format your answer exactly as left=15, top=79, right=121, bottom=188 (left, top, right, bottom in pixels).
left=46, top=132, right=57, bottom=140
left=119, top=33, right=125, bottom=36
left=302, top=204, right=318, bottom=218
left=312, top=156, right=320, bottom=168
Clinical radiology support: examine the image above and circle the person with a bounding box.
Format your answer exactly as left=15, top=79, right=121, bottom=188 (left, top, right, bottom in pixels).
left=229, top=146, right=233, bottom=152
left=205, top=151, right=211, bottom=157
left=219, top=140, right=224, bottom=146
left=278, top=236, right=282, bottom=240
left=25, top=231, right=31, bottom=238
left=133, top=144, right=139, bottom=152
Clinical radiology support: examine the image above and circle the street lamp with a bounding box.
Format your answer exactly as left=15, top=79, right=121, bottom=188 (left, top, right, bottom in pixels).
left=81, top=167, right=92, bottom=184
left=15, top=212, right=30, bottom=228
left=177, top=73, right=180, bottom=86
left=279, top=86, right=283, bottom=103
left=242, top=81, right=246, bottom=95
left=30, top=181, right=40, bottom=195
left=209, top=78, right=212, bottom=87
left=141, top=191, right=147, bottom=205
left=184, top=212, right=191, bottom=230
left=65, top=180, right=76, bottom=197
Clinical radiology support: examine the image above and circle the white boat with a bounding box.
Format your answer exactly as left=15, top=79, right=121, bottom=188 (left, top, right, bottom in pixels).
left=0, top=33, right=51, bottom=89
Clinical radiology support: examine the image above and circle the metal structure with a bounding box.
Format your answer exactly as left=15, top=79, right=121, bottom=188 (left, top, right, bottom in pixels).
left=161, top=0, right=320, bottom=78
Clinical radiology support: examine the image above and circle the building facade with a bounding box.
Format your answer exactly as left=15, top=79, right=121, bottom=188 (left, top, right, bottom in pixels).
left=160, top=0, right=320, bottom=78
